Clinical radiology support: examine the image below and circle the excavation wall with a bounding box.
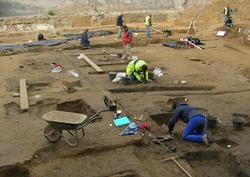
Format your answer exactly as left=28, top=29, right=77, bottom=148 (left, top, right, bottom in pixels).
left=0, top=0, right=209, bottom=17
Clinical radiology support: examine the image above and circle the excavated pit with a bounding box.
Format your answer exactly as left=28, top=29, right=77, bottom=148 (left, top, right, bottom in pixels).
left=56, top=99, right=96, bottom=117
left=4, top=102, right=21, bottom=116
left=32, top=98, right=60, bottom=117
left=30, top=98, right=95, bottom=118
left=0, top=164, right=30, bottom=177
left=103, top=171, right=140, bottom=177
left=5, top=79, right=19, bottom=92
left=215, top=138, right=239, bottom=149
left=150, top=112, right=172, bottom=125
left=182, top=150, right=250, bottom=177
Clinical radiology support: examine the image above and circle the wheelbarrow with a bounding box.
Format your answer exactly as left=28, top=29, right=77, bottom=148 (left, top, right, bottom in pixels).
left=42, top=96, right=117, bottom=147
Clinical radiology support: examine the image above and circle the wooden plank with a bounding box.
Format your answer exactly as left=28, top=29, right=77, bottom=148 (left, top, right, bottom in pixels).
left=80, top=53, right=103, bottom=73
left=187, top=40, right=204, bottom=51
left=20, top=78, right=29, bottom=111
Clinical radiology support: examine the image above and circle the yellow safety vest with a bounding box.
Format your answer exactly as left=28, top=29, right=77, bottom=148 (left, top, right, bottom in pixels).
left=145, top=15, right=151, bottom=26
left=224, top=7, right=228, bottom=15
left=126, top=60, right=149, bottom=81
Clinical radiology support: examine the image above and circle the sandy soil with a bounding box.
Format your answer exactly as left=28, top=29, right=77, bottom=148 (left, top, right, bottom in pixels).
left=1, top=1, right=250, bottom=175
left=0, top=30, right=250, bottom=177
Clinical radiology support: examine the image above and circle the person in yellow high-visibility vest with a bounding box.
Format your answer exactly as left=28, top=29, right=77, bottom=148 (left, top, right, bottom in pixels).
left=126, top=59, right=149, bottom=82
left=145, top=15, right=152, bottom=39
left=224, top=6, right=229, bottom=24
left=224, top=5, right=232, bottom=25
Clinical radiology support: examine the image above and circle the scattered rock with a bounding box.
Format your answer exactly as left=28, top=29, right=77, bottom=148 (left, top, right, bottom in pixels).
left=180, top=80, right=187, bottom=85
left=12, top=93, right=20, bottom=97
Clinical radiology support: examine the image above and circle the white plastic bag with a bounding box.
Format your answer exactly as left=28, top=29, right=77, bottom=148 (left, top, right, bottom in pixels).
left=112, top=72, right=126, bottom=82
left=153, top=67, right=163, bottom=77
left=51, top=66, right=63, bottom=73
left=68, top=70, right=79, bottom=78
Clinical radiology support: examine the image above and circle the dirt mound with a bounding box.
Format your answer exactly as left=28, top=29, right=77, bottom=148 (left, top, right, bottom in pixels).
left=176, top=0, right=250, bottom=34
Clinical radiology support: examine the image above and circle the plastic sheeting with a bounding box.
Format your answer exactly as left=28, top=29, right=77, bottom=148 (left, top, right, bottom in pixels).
left=162, top=41, right=189, bottom=49
left=23, top=39, right=68, bottom=47
left=0, top=44, right=24, bottom=51
left=64, top=30, right=114, bottom=41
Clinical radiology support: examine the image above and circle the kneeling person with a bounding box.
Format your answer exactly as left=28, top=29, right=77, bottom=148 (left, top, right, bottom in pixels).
left=126, top=59, right=149, bottom=82
left=167, top=98, right=209, bottom=145
left=81, top=29, right=90, bottom=48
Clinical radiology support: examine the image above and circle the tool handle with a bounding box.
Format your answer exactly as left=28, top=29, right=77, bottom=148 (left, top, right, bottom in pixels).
left=172, top=158, right=193, bottom=177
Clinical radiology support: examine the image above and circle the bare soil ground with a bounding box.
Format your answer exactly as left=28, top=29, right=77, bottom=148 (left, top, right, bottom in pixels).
left=1, top=7, right=250, bottom=176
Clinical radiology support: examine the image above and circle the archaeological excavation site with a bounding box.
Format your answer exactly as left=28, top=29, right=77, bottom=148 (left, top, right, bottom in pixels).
left=0, top=0, right=250, bottom=177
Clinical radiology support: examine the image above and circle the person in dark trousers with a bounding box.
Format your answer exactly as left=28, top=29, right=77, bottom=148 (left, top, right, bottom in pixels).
left=167, top=98, right=209, bottom=145
left=81, top=29, right=90, bottom=48
left=224, top=5, right=233, bottom=27
left=126, top=59, right=149, bottom=82
left=117, top=14, right=124, bottom=38
left=145, top=14, right=152, bottom=39
left=38, top=34, right=46, bottom=41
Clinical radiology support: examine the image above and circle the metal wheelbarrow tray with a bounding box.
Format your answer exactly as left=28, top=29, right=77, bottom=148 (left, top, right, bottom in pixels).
left=43, top=111, right=89, bottom=147
left=43, top=111, right=88, bottom=130
left=42, top=96, right=117, bottom=147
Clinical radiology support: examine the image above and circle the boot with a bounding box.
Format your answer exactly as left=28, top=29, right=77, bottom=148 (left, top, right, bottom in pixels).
left=202, top=134, right=209, bottom=146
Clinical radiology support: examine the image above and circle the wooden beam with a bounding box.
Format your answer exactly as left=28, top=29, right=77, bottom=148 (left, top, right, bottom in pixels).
left=80, top=53, right=104, bottom=73
left=187, top=40, right=204, bottom=51
left=20, top=78, right=29, bottom=111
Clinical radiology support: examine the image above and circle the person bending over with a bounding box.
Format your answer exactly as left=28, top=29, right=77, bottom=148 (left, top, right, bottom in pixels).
left=126, top=59, right=149, bottom=82
left=167, top=98, right=209, bottom=145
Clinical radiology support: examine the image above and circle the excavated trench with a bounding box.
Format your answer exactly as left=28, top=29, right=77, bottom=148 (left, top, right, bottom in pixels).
left=7, top=143, right=142, bottom=177
left=182, top=150, right=250, bottom=177
left=215, top=138, right=239, bottom=149
left=4, top=98, right=96, bottom=118
left=109, top=85, right=215, bottom=93
left=56, top=99, right=96, bottom=117
left=0, top=35, right=169, bottom=57
left=150, top=112, right=172, bottom=125
left=103, top=171, right=140, bottom=177
left=0, top=164, right=30, bottom=177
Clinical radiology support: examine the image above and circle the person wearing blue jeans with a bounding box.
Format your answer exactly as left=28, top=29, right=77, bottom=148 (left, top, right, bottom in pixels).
left=146, top=25, right=151, bottom=39
left=129, top=72, right=137, bottom=81
left=145, top=15, right=152, bottom=39
left=167, top=98, right=209, bottom=145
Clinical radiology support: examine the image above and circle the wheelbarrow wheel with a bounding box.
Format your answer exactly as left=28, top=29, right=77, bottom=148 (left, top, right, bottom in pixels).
left=43, top=125, right=62, bottom=143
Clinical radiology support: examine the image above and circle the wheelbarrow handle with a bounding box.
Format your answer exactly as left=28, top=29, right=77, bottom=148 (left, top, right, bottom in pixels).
left=80, top=109, right=110, bottom=128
